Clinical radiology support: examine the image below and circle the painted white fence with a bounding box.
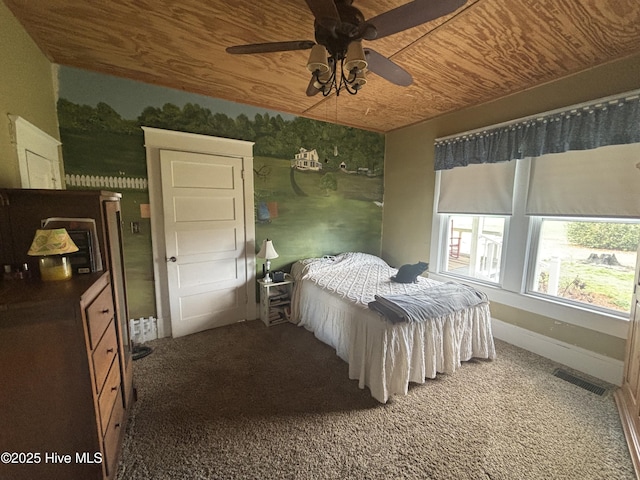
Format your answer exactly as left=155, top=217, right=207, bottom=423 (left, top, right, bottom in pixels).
left=65, top=174, right=148, bottom=190
left=129, top=317, right=158, bottom=344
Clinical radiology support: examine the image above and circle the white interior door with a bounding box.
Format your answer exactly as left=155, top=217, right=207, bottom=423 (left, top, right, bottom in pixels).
left=161, top=149, right=248, bottom=338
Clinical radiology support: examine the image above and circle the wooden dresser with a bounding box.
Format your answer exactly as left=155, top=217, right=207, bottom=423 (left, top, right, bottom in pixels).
left=0, top=189, right=133, bottom=480
left=0, top=273, right=132, bottom=479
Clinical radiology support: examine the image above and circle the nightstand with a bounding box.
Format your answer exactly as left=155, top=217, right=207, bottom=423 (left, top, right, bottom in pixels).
left=258, top=275, right=294, bottom=326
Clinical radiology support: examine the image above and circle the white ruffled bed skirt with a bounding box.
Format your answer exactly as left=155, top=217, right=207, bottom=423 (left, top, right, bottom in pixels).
left=298, top=281, right=496, bottom=403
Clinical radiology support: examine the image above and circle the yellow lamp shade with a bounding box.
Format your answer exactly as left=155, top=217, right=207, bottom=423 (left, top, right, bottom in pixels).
left=27, top=228, right=79, bottom=281
left=27, top=228, right=79, bottom=256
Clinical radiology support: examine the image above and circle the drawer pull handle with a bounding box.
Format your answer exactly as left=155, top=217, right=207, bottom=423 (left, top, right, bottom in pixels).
left=115, top=423, right=121, bottom=428
left=101, top=308, right=110, bottom=314
left=106, top=348, right=114, bottom=353
left=111, top=385, right=118, bottom=392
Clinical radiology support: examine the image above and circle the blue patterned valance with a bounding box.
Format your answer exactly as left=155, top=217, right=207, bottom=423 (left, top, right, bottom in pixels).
left=434, top=92, right=640, bottom=171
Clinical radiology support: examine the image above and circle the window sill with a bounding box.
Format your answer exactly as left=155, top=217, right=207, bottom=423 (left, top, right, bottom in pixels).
left=428, top=271, right=629, bottom=339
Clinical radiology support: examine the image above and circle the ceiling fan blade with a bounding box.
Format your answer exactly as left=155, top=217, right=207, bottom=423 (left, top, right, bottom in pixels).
left=365, top=49, right=412, bottom=87
left=226, top=40, right=315, bottom=54
left=304, top=0, right=340, bottom=27
left=368, top=0, right=467, bottom=39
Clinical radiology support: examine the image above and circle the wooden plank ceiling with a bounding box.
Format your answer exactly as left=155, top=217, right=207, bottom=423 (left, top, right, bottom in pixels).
left=5, top=0, right=640, bottom=133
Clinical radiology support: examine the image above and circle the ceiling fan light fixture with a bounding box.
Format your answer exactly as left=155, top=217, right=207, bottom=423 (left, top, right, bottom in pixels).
left=354, top=69, right=367, bottom=88
left=306, top=44, right=330, bottom=73
left=312, top=54, right=366, bottom=97
left=344, top=41, right=367, bottom=72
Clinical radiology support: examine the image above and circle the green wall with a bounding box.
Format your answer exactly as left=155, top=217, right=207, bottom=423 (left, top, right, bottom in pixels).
left=382, top=54, right=640, bottom=361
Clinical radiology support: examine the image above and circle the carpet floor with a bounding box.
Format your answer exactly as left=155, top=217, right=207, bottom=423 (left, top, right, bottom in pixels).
left=117, top=320, right=635, bottom=479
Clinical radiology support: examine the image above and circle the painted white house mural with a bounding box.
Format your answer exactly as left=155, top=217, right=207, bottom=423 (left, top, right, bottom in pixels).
left=292, top=148, right=322, bottom=171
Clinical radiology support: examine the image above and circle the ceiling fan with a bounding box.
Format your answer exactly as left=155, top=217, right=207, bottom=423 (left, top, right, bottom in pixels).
left=226, top=0, right=466, bottom=97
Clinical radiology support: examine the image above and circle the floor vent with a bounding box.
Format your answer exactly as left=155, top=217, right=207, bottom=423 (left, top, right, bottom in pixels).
left=553, top=368, right=607, bottom=396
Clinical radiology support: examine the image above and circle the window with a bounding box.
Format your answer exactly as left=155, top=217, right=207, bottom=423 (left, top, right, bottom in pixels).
left=528, top=218, right=639, bottom=315
left=431, top=145, right=640, bottom=323
left=431, top=93, right=640, bottom=333
left=444, top=215, right=506, bottom=284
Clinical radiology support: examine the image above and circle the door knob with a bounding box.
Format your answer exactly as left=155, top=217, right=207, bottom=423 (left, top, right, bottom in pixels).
left=167, top=256, right=177, bottom=263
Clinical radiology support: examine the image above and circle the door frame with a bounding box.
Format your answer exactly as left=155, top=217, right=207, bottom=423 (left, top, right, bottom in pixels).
left=142, top=127, right=256, bottom=338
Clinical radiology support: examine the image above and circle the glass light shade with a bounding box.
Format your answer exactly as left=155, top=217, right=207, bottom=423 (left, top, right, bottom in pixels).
left=306, top=44, right=330, bottom=73
left=344, top=41, right=367, bottom=72
left=38, top=255, right=73, bottom=281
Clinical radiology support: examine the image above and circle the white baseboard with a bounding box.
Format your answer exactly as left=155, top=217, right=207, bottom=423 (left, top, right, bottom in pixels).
left=492, top=317, right=624, bottom=386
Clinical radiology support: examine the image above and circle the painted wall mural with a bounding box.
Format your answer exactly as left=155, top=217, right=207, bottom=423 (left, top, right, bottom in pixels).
left=57, top=67, right=384, bottom=319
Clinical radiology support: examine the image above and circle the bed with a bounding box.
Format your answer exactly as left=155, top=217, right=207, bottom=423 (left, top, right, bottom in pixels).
left=290, top=252, right=496, bottom=403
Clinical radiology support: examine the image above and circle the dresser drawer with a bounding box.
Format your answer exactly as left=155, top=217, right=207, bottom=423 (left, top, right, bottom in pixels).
left=103, top=388, right=125, bottom=478
left=92, top=320, right=118, bottom=394
left=86, top=285, right=115, bottom=349
left=98, top=357, right=121, bottom=436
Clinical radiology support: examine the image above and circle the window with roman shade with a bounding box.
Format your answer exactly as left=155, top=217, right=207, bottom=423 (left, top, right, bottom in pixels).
left=431, top=89, right=640, bottom=318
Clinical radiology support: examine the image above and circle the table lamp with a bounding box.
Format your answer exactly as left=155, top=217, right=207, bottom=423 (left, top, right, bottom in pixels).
left=27, top=228, right=79, bottom=281
left=257, top=239, right=278, bottom=283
